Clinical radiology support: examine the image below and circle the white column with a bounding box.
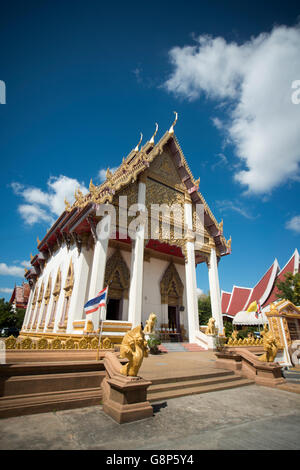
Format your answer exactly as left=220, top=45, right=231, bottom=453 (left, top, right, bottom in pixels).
left=208, top=246, right=223, bottom=335
left=85, top=213, right=112, bottom=331
left=184, top=202, right=199, bottom=343
left=128, top=180, right=146, bottom=327
left=67, top=246, right=91, bottom=333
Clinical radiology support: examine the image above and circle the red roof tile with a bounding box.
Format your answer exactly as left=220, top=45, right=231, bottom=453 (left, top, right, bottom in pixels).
left=226, top=286, right=252, bottom=317
left=263, top=250, right=299, bottom=305
left=244, top=260, right=279, bottom=310
left=221, top=291, right=231, bottom=313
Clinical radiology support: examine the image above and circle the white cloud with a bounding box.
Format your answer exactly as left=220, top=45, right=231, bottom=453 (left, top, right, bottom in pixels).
left=20, top=260, right=31, bottom=268
left=0, top=263, right=24, bottom=277
left=98, top=167, right=118, bottom=182
left=216, top=199, right=258, bottom=220
left=164, top=24, right=300, bottom=195
left=285, top=215, right=300, bottom=233
left=0, top=287, right=13, bottom=294
left=197, top=287, right=204, bottom=297
left=12, top=175, right=88, bottom=226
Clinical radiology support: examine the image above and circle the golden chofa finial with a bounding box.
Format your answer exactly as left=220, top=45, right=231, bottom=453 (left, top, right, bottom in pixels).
left=30, top=253, right=34, bottom=261
left=169, top=111, right=178, bottom=134
left=134, top=132, right=143, bottom=152
left=106, top=168, right=112, bottom=180
left=219, top=219, right=223, bottom=233
left=64, top=198, right=71, bottom=212
left=149, top=123, right=158, bottom=144
left=37, top=236, right=41, bottom=245
left=226, top=236, right=232, bottom=250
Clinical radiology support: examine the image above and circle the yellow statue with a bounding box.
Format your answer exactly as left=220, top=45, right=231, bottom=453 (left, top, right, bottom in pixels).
left=259, top=329, right=278, bottom=362
left=206, top=317, right=217, bottom=335
left=227, top=329, right=238, bottom=346
left=119, top=325, right=149, bottom=376
left=143, top=313, right=157, bottom=334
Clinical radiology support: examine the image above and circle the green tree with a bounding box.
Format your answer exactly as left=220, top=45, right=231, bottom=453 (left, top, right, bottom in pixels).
left=223, top=320, right=233, bottom=338
left=198, top=293, right=212, bottom=325
left=0, top=298, right=15, bottom=329
left=275, top=272, right=300, bottom=305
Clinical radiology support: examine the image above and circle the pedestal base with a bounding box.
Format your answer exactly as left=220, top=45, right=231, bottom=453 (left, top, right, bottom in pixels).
left=102, top=352, right=153, bottom=424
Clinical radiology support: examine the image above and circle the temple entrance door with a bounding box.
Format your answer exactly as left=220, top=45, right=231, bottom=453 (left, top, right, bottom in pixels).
left=106, top=298, right=123, bottom=321
left=168, top=305, right=181, bottom=342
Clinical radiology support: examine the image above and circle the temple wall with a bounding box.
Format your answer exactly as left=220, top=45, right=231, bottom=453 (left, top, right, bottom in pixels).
left=23, top=243, right=189, bottom=340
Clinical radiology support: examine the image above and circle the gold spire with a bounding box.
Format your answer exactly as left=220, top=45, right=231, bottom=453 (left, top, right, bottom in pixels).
left=64, top=198, right=71, bottom=212
left=134, top=132, right=143, bottom=152
left=169, top=111, right=178, bottom=134
left=226, top=236, right=232, bottom=250
left=149, top=123, right=158, bottom=144
left=106, top=168, right=112, bottom=180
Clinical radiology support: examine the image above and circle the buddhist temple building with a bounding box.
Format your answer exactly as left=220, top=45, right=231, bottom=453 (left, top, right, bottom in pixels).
left=9, top=282, right=30, bottom=311
left=222, top=249, right=300, bottom=321
left=20, top=117, right=231, bottom=348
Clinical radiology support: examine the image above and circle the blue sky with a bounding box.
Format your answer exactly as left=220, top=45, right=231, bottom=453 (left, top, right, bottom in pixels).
left=0, top=0, right=299, bottom=300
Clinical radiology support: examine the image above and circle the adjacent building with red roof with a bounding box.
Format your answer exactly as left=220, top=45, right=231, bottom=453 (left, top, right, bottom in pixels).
left=222, top=249, right=299, bottom=320
left=9, top=282, right=30, bottom=310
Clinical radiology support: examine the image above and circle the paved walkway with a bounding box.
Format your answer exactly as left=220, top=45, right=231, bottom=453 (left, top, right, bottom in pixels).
left=0, top=384, right=299, bottom=450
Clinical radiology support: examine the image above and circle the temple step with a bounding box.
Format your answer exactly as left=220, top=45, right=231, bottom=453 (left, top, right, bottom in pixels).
left=147, top=370, right=253, bottom=402
left=158, top=342, right=206, bottom=352
left=182, top=343, right=206, bottom=352
left=0, top=387, right=103, bottom=419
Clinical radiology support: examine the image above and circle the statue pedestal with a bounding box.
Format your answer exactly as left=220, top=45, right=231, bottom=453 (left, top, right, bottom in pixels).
left=205, top=334, right=217, bottom=350
left=102, top=352, right=153, bottom=424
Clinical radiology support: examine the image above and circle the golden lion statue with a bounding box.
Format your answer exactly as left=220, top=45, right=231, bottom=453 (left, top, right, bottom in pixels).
left=259, top=328, right=278, bottom=362
left=119, top=325, right=149, bottom=376
left=143, top=313, right=157, bottom=334
left=206, top=317, right=217, bottom=335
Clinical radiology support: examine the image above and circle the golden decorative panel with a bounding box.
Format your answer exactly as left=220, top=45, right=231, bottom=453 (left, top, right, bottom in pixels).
left=160, top=262, right=184, bottom=306
left=104, top=248, right=130, bottom=299
left=148, top=149, right=184, bottom=189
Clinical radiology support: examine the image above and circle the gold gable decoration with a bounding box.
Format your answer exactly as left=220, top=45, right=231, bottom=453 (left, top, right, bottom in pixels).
left=69, top=120, right=200, bottom=212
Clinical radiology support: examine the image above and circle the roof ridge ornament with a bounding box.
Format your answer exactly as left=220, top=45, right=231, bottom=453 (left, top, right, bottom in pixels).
left=169, top=111, right=178, bottom=134
left=134, top=132, right=143, bottom=152
left=64, top=198, right=71, bottom=212
left=149, top=123, right=158, bottom=144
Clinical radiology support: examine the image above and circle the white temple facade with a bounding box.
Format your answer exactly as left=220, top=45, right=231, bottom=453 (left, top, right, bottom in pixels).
left=21, top=120, right=231, bottom=348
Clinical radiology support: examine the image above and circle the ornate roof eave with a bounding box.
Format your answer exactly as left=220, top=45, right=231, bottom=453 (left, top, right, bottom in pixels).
left=37, top=210, right=70, bottom=252
left=68, top=202, right=95, bottom=233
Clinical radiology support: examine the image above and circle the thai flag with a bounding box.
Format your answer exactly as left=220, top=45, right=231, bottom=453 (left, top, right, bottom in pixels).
left=255, top=301, right=261, bottom=319
left=84, top=287, right=108, bottom=315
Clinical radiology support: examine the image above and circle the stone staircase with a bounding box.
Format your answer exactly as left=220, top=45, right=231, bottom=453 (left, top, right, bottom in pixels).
left=158, top=342, right=206, bottom=353
left=282, top=367, right=300, bottom=383
left=147, top=370, right=253, bottom=403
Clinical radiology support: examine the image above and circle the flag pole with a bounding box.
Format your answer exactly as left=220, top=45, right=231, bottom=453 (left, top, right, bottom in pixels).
left=96, top=306, right=105, bottom=360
